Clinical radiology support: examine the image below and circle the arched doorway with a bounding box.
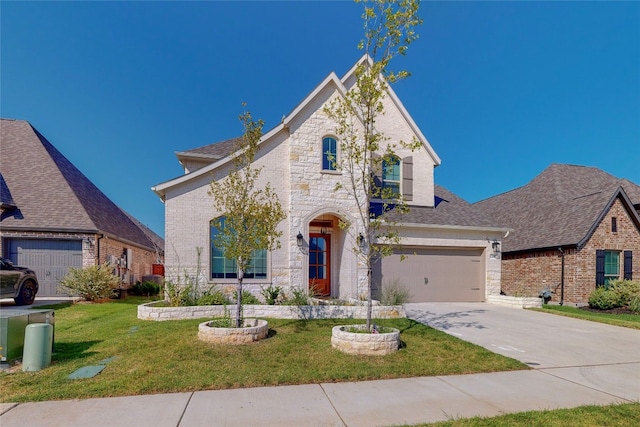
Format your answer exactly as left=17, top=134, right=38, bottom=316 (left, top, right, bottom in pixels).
left=307, top=213, right=340, bottom=297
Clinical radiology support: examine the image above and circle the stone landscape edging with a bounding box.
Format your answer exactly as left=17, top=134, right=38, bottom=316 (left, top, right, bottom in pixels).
left=486, top=294, right=543, bottom=308
left=138, top=301, right=406, bottom=321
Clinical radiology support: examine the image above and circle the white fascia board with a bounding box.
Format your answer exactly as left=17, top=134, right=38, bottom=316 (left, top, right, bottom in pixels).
left=152, top=123, right=285, bottom=199
left=392, top=222, right=512, bottom=235
left=282, top=72, right=346, bottom=128
left=175, top=151, right=223, bottom=160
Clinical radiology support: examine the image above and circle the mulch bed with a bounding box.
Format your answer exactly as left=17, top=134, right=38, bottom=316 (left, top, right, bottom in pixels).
left=578, top=306, right=638, bottom=315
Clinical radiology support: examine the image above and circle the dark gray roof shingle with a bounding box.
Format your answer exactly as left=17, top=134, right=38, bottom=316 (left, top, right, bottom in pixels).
left=474, top=163, right=640, bottom=253
left=0, top=119, right=163, bottom=251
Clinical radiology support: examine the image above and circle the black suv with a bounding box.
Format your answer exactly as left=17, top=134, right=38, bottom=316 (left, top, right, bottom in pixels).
left=0, top=258, right=39, bottom=305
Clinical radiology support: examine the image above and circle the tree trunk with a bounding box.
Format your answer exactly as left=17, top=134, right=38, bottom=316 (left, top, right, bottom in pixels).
left=236, top=268, right=244, bottom=328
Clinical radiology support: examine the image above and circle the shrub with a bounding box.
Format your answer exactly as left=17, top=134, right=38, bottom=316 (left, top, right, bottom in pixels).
left=131, top=281, right=161, bottom=296
left=281, top=287, right=311, bottom=306
left=381, top=279, right=413, bottom=305
left=58, top=264, right=120, bottom=301
left=233, top=289, right=261, bottom=305
left=588, top=286, right=621, bottom=310
left=196, top=287, right=230, bottom=306
left=608, top=279, right=640, bottom=307
left=165, top=281, right=194, bottom=307
left=260, top=284, right=282, bottom=305
left=629, top=295, right=640, bottom=314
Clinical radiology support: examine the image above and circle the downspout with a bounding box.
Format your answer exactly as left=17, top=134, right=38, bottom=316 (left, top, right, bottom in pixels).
left=558, top=247, right=565, bottom=306
left=96, top=234, right=104, bottom=265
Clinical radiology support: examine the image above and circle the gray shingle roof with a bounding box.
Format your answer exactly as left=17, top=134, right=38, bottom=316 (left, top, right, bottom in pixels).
left=177, top=137, right=240, bottom=159
left=0, top=119, right=163, bottom=251
left=386, top=185, right=500, bottom=229
left=474, top=163, right=640, bottom=253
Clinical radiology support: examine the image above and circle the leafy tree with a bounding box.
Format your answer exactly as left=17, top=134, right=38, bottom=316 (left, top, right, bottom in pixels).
left=324, top=0, right=422, bottom=330
left=208, top=105, right=286, bottom=328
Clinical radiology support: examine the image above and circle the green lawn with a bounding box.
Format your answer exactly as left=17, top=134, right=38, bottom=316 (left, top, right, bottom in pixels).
left=1, top=297, right=526, bottom=402
left=531, top=304, right=640, bottom=329
left=411, top=402, right=640, bottom=427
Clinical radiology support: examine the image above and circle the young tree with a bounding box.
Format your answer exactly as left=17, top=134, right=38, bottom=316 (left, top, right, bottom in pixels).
left=324, top=0, right=422, bottom=330
left=208, top=105, right=286, bottom=328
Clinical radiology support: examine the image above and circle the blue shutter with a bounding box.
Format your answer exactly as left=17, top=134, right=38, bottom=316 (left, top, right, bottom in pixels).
left=624, top=251, right=632, bottom=280
left=595, top=250, right=605, bottom=286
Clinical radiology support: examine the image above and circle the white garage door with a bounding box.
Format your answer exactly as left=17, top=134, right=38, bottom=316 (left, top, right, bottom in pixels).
left=375, top=247, right=485, bottom=302
left=6, top=239, right=83, bottom=297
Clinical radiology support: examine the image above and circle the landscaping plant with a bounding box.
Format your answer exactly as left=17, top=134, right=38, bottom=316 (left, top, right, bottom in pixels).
left=323, top=0, right=422, bottom=330
left=58, top=263, right=120, bottom=301
left=208, top=105, right=286, bottom=327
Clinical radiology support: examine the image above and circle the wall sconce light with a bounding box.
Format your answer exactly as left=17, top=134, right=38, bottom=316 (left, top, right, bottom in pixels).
left=491, top=239, right=501, bottom=253
left=358, top=233, right=365, bottom=250
left=296, top=231, right=304, bottom=247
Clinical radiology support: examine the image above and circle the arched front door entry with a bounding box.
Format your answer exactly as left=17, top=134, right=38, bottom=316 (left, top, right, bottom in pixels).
left=309, top=233, right=330, bottom=296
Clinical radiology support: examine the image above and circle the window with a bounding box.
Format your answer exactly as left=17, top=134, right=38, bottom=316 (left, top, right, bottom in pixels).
left=611, top=217, right=617, bottom=233
left=604, top=251, right=620, bottom=286
left=382, top=157, right=401, bottom=197
left=322, top=137, right=337, bottom=171
left=210, top=217, right=267, bottom=279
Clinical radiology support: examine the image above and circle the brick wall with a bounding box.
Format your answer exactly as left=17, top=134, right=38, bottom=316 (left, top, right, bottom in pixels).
left=501, top=198, right=640, bottom=305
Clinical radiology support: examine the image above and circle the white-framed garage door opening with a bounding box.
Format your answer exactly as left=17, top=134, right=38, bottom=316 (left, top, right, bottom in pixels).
left=374, top=247, right=485, bottom=303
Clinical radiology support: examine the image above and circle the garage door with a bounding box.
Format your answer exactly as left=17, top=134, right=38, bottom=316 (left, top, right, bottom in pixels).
left=6, top=239, right=83, bottom=297
left=375, top=247, right=485, bottom=302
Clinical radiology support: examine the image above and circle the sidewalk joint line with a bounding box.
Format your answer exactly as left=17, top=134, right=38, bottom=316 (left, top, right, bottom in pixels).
left=176, top=392, right=194, bottom=427
left=319, top=383, right=347, bottom=427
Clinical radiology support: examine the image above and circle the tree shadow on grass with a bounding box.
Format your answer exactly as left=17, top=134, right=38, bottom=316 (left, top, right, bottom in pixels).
left=52, top=340, right=102, bottom=363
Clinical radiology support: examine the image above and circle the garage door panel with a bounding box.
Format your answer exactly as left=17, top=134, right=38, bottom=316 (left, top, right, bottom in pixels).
left=378, top=248, right=484, bottom=303
left=7, top=239, right=83, bottom=297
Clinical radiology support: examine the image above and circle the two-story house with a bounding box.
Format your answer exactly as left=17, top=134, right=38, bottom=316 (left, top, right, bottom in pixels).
left=152, top=57, right=508, bottom=303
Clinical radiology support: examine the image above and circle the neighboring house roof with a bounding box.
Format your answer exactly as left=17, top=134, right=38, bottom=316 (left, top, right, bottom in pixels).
left=384, top=185, right=509, bottom=231
left=153, top=55, right=441, bottom=198
left=474, top=163, right=640, bottom=253
left=0, top=118, right=163, bottom=251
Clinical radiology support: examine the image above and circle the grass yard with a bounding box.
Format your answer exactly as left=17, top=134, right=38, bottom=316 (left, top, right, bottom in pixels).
left=531, top=304, right=640, bottom=329
left=410, top=402, right=640, bottom=427
left=1, top=297, right=526, bottom=403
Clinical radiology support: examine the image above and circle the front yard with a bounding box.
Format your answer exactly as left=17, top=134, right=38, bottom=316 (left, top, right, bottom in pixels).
left=1, top=297, right=526, bottom=403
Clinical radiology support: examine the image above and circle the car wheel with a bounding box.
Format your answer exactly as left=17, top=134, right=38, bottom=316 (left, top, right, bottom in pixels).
left=15, top=280, right=37, bottom=305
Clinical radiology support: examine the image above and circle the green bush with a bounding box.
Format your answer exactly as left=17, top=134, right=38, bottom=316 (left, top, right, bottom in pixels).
left=609, top=279, right=640, bottom=307
left=260, top=284, right=282, bottom=305
left=165, top=281, right=194, bottom=307
left=196, top=287, right=230, bottom=306
left=233, top=289, right=261, bottom=305
left=131, top=281, right=161, bottom=296
left=381, top=279, right=413, bottom=305
left=58, top=264, right=120, bottom=301
left=281, top=287, right=311, bottom=306
left=588, top=286, right=621, bottom=310
left=629, top=295, right=640, bottom=314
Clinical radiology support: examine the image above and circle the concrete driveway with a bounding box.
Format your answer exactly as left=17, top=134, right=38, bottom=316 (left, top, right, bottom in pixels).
left=405, top=302, right=640, bottom=401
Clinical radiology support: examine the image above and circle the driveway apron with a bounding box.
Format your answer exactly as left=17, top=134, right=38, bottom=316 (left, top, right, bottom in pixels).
left=405, top=302, right=640, bottom=401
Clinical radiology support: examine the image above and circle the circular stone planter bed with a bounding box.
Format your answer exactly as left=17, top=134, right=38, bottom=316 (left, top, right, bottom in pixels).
left=198, top=319, right=269, bottom=344
left=331, top=324, right=400, bottom=356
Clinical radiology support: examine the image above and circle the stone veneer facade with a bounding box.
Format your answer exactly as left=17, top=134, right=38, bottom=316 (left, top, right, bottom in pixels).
left=501, top=198, right=640, bottom=305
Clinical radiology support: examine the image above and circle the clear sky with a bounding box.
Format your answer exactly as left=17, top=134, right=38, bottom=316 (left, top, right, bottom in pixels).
left=2, top=1, right=639, bottom=239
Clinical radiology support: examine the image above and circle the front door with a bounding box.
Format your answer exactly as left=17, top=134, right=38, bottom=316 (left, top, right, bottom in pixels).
left=309, top=234, right=330, bottom=296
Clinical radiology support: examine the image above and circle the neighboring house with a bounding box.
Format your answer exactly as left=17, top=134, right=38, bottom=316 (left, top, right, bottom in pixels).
left=475, top=164, right=640, bottom=305
left=153, top=56, right=508, bottom=303
left=0, top=118, right=164, bottom=297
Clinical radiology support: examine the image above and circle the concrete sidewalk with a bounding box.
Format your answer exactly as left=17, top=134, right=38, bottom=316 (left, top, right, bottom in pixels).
left=2, top=302, right=639, bottom=426
left=1, top=365, right=636, bottom=427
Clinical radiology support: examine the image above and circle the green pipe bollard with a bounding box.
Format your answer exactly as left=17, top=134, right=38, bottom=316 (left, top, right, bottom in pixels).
left=22, top=323, right=53, bottom=372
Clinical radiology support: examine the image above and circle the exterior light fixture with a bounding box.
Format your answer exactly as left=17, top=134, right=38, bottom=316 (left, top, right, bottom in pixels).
left=491, top=239, right=501, bottom=253
left=358, top=233, right=365, bottom=250
left=296, top=231, right=304, bottom=247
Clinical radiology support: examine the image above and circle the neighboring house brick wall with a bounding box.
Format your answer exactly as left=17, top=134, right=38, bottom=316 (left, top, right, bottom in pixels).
left=502, top=198, right=640, bottom=305
left=99, top=236, right=158, bottom=286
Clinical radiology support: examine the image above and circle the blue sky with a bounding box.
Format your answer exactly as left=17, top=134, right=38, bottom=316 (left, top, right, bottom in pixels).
left=2, top=1, right=638, bottom=238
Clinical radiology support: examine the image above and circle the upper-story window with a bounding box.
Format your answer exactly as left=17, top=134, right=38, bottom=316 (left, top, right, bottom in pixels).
left=382, top=157, right=401, bottom=197
left=210, top=217, right=267, bottom=280
left=322, top=137, right=337, bottom=171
